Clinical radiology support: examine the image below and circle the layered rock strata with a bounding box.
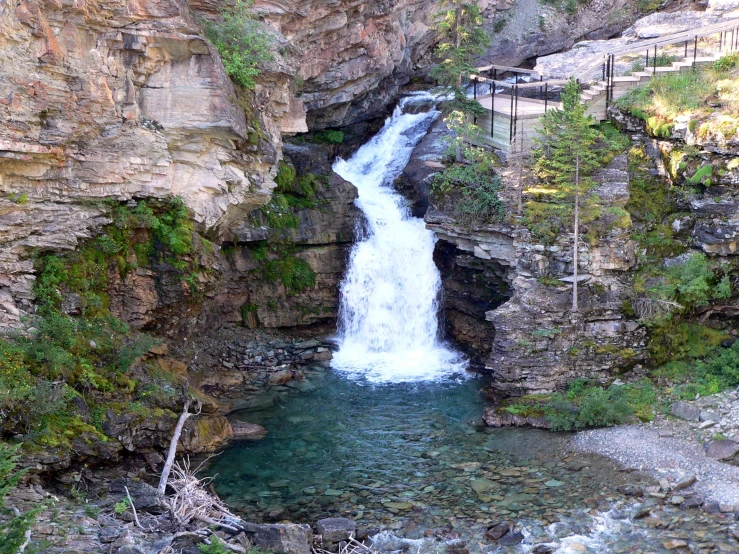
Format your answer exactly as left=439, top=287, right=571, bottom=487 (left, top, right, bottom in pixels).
left=427, top=155, right=647, bottom=395
left=0, top=0, right=298, bottom=329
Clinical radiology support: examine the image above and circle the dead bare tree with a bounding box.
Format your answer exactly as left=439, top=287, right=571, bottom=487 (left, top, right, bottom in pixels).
left=158, top=397, right=201, bottom=500
left=632, top=296, right=683, bottom=320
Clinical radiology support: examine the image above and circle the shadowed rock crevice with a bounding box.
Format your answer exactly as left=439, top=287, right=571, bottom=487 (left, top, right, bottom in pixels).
left=434, top=239, right=513, bottom=367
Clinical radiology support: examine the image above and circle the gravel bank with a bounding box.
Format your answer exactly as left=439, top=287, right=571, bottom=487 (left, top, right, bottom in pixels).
left=572, top=418, right=739, bottom=507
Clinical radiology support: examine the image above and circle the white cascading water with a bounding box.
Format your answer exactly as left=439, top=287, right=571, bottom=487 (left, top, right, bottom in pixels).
left=331, top=92, right=467, bottom=383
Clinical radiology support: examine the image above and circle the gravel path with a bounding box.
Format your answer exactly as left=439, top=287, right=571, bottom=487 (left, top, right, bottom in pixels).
left=572, top=418, right=739, bottom=507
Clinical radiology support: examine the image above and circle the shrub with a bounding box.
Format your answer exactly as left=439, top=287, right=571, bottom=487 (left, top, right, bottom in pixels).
left=545, top=380, right=656, bottom=431
left=264, top=255, right=315, bottom=295
left=714, top=52, right=739, bottom=72
left=454, top=176, right=505, bottom=224
left=202, top=0, right=274, bottom=89
left=0, top=443, right=42, bottom=554
left=431, top=147, right=504, bottom=226
left=647, top=252, right=731, bottom=311
left=313, top=130, right=344, bottom=144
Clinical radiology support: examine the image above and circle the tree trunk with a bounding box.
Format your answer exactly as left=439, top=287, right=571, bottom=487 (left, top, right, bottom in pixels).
left=572, top=154, right=580, bottom=313
left=158, top=398, right=192, bottom=500
left=454, top=4, right=463, bottom=163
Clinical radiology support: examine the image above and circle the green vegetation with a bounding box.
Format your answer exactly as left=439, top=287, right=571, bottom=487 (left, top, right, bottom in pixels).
left=113, top=498, right=130, bottom=515
left=431, top=135, right=504, bottom=225
left=620, top=143, right=739, bottom=405
left=257, top=160, right=326, bottom=231
left=428, top=2, right=503, bottom=224
left=6, top=193, right=28, bottom=205
left=313, top=129, right=345, bottom=144
left=523, top=118, right=630, bottom=246
left=431, top=1, right=490, bottom=114
left=715, top=52, right=739, bottom=72
left=202, top=0, right=275, bottom=89
left=0, top=196, right=206, bottom=466
left=35, top=197, right=199, bottom=317
left=264, top=255, right=316, bottom=295
left=616, top=62, right=739, bottom=142
left=502, top=379, right=657, bottom=430
left=0, top=444, right=43, bottom=554
left=617, top=71, right=712, bottom=120
left=546, top=379, right=657, bottom=431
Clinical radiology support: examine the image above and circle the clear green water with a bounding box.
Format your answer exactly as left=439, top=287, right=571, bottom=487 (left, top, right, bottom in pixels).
left=208, top=368, right=735, bottom=553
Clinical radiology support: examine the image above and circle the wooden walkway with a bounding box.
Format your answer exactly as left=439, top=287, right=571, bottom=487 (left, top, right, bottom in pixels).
left=471, top=17, right=739, bottom=153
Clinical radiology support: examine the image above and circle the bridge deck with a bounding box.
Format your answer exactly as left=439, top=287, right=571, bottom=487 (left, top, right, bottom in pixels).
left=477, top=94, right=562, bottom=119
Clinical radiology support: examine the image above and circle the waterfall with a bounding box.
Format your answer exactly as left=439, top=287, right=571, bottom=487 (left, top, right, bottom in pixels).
left=331, top=93, right=467, bottom=383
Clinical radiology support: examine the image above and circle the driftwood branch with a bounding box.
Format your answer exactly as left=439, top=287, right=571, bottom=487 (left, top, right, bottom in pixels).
left=124, top=486, right=143, bottom=529
left=158, top=398, right=192, bottom=499
left=633, top=297, right=683, bottom=320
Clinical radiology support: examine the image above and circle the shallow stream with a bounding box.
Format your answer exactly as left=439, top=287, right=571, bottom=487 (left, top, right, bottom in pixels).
left=208, top=370, right=736, bottom=553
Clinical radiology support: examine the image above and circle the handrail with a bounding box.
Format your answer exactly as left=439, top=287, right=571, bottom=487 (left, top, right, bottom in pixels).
left=475, top=64, right=542, bottom=76
left=474, top=15, right=739, bottom=84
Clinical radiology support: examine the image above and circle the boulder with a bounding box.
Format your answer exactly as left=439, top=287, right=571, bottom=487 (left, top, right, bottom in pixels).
left=498, top=532, right=524, bottom=545
left=245, top=523, right=312, bottom=554
left=673, top=475, right=697, bottom=492
left=109, top=479, right=161, bottom=513
left=231, top=421, right=268, bottom=440
left=316, top=518, right=356, bottom=543
left=705, top=440, right=739, bottom=464
left=671, top=401, right=701, bottom=422
left=483, top=522, right=510, bottom=541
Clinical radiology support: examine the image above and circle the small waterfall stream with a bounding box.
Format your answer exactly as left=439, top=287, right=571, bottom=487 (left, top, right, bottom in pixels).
left=331, top=93, right=466, bottom=383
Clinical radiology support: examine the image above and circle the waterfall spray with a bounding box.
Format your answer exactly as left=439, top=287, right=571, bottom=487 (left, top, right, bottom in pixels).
left=331, top=93, right=467, bottom=383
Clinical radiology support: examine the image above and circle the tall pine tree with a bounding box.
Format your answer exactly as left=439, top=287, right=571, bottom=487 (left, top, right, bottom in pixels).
left=532, top=79, right=601, bottom=312
left=431, top=1, right=490, bottom=161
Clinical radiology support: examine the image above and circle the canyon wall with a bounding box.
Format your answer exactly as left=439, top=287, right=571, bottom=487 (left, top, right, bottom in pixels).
left=422, top=154, right=647, bottom=395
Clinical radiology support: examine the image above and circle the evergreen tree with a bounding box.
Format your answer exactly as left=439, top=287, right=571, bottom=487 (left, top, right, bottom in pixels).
left=431, top=1, right=490, bottom=161
left=431, top=1, right=489, bottom=107
left=532, top=79, right=601, bottom=312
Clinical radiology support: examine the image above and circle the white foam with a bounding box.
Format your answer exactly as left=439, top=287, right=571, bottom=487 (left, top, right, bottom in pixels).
left=331, top=93, right=467, bottom=384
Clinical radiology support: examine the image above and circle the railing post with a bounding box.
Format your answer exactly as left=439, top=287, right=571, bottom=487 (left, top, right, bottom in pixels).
left=509, top=85, right=514, bottom=144
left=694, top=35, right=698, bottom=67
left=513, top=84, right=519, bottom=146
left=685, top=40, right=688, bottom=58
left=473, top=78, right=477, bottom=100
left=544, top=83, right=548, bottom=113
left=602, top=58, right=606, bottom=81
left=653, top=45, right=657, bottom=72
left=491, top=86, right=495, bottom=138
left=605, top=55, right=611, bottom=109
left=645, top=49, right=649, bottom=69
left=611, top=54, right=615, bottom=105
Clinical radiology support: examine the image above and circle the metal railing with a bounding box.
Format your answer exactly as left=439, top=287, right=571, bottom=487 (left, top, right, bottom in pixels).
left=468, top=16, right=739, bottom=147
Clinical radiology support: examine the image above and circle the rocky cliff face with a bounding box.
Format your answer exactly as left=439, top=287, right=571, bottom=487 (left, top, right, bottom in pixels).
left=0, top=0, right=302, bottom=329
left=425, top=155, right=647, bottom=395
left=480, top=0, right=643, bottom=68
